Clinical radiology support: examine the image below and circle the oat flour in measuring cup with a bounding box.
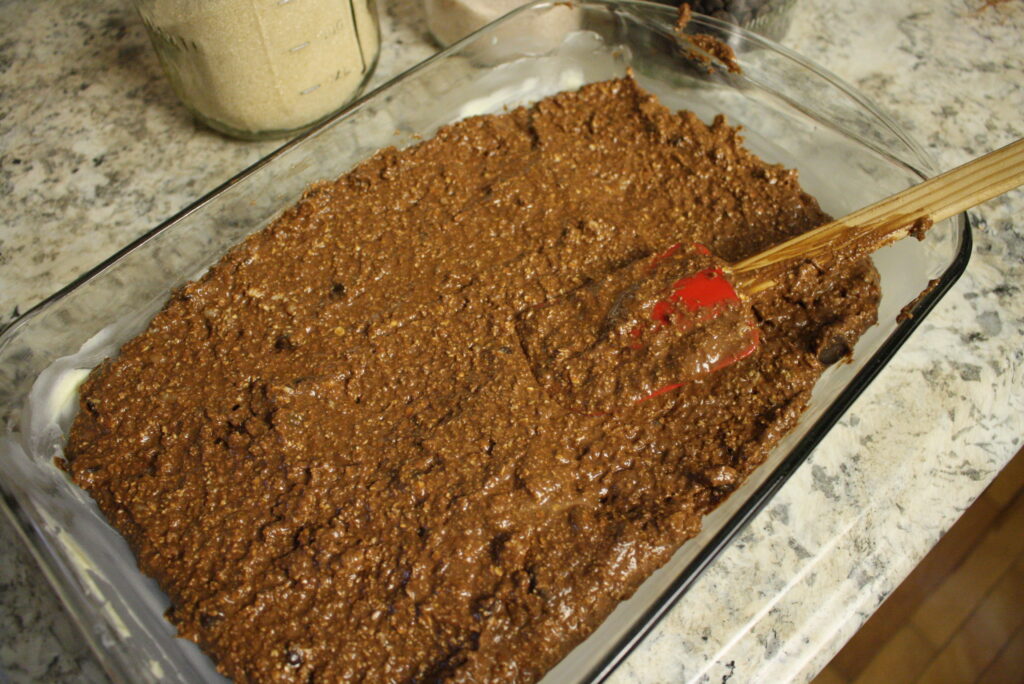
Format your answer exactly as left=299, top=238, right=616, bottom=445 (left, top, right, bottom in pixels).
left=134, top=0, right=380, bottom=140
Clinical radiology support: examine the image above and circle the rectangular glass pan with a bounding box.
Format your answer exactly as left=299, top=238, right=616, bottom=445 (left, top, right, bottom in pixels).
left=0, top=2, right=970, bottom=682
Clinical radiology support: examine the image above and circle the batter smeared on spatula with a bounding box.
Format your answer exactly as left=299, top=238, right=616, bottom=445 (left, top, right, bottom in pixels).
left=517, top=243, right=759, bottom=414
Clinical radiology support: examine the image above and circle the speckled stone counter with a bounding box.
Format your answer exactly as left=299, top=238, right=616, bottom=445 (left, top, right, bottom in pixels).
left=1, top=0, right=1021, bottom=682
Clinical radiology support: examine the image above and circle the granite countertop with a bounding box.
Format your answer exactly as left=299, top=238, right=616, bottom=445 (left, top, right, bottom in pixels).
left=1, top=0, right=1021, bottom=681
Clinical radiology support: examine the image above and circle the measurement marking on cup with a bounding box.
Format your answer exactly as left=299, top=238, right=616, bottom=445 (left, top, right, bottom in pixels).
left=348, top=1, right=367, bottom=74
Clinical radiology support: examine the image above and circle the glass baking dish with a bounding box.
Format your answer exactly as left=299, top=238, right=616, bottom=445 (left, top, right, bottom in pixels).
left=0, top=2, right=970, bottom=682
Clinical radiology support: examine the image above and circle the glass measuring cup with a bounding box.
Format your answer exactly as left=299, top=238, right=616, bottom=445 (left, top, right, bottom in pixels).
left=134, top=0, right=380, bottom=140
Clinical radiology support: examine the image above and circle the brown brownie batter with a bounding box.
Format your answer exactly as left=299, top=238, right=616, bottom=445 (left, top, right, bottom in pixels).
left=64, top=78, right=879, bottom=683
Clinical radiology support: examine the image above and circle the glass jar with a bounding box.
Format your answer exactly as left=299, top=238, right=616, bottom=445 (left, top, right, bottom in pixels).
left=424, top=0, right=578, bottom=54
left=134, top=0, right=380, bottom=140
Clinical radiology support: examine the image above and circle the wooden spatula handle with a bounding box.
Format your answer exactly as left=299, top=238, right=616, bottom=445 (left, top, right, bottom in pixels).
left=732, top=138, right=1024, bottom=286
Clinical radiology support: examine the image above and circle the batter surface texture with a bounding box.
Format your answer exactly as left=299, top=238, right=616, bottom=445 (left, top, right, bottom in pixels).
left=64, top=78, right=880, bottom=683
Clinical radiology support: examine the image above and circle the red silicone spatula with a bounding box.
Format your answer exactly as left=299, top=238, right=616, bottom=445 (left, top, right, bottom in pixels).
left=516, top=138, right=1024, bottom=415
left=515, top=242, right=758, bottom=414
